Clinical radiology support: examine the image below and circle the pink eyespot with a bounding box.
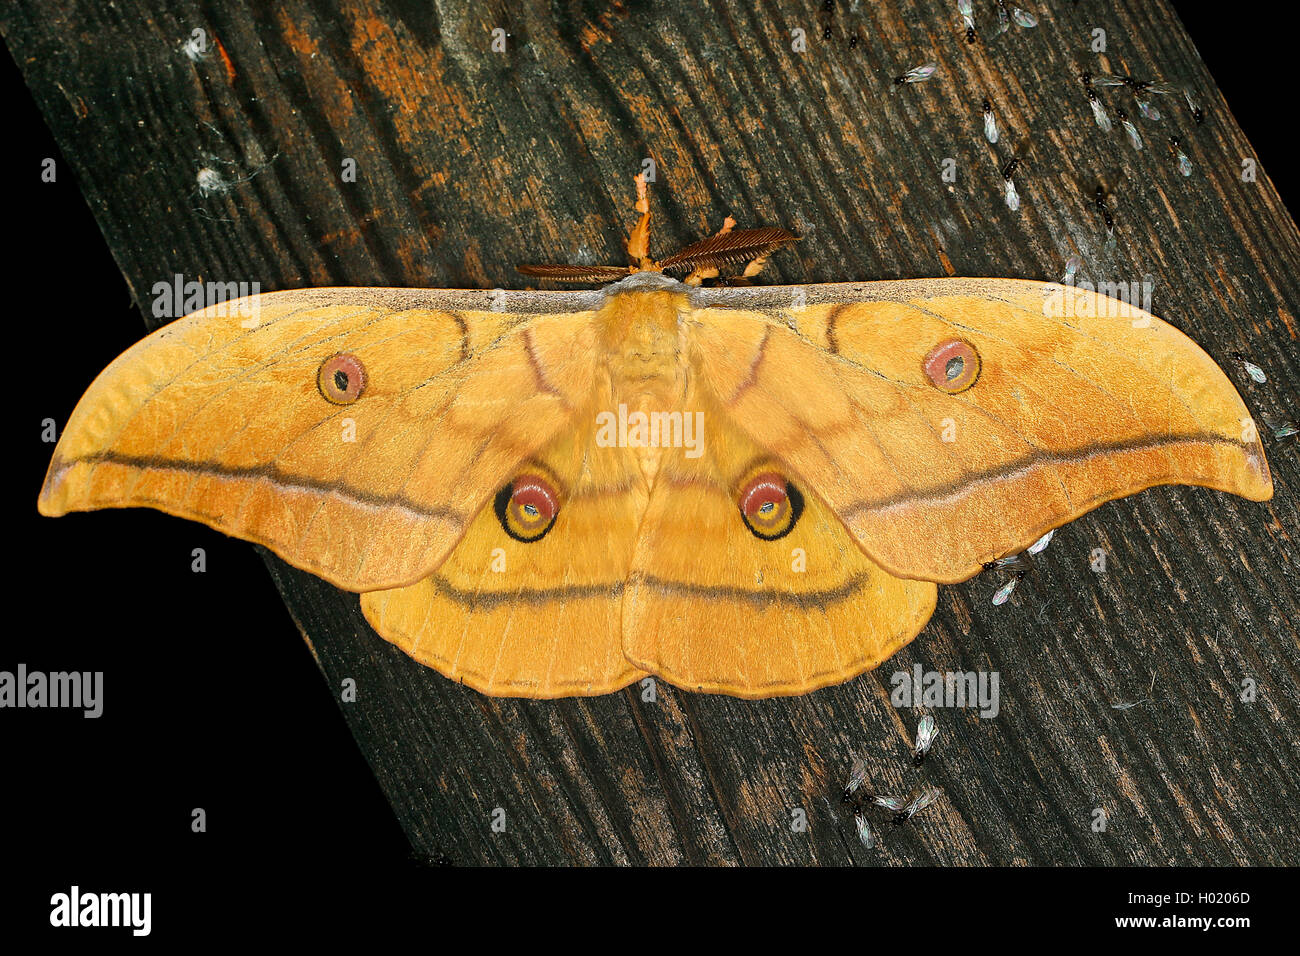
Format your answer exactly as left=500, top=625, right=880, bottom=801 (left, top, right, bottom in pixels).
left=923, top=339, right=980, bottom=394
left=317, top=353, right=368, bottom=404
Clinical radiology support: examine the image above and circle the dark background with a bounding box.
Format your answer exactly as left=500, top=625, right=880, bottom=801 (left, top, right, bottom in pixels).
left=3, top=0, right=1291, bottom=933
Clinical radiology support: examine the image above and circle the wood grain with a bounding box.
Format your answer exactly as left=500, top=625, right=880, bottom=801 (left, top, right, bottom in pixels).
left=6, top=0, right=1297, bottom=864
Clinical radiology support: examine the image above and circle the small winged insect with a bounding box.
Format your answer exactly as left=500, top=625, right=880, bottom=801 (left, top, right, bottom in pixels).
left=1081, top=72, right=1112, bottom=132
left=1231, top=351, right=1267, bottom=384
left=1116, top=107, right=1144, bottom=151
left=872, top=793, right=909, bottom=812
left=982, top=97, right=998, bottom=143
left=1263, top=416, right=1299, bottom=443
left=1168, top=136, right=1193, bottom=177
left=1133, top=84, right=1177, bottom=121
left=958, top=0, right=977, bottom=43
left=1096, top=186, right=1115, bottom=232
left=893, top=62, right=937, bottom=88
left=993, top=572, right=1024, bottom=608
left=893, top=786, right=943, bottom=825
left=983, top=551, right=1024, bottom=573
left=985, top=529, right=1052, bottom=605
left=994, top=0, right=1037, bottom=34
left=1001, top=154, right=1021, bottom=212
left=1135, top=96, right=1162, bottom=122
left=1061, top=253, right=1083, bottom=285
left=842, top=756, right=871, bottom=803
left=992, top=574, right=1023, bottom=606
left=1184, top=87, right=1205, bottom=125
left=912, top=714, right=938, bottom=766
left=1092, top=182, right=1118, bottom=250
left=853, top=810, right=875, bottom=849
left=1093, top=72, right=1178, bottom=121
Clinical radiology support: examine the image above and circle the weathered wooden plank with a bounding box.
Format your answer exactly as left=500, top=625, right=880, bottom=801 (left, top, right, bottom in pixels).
left=7, top=0, right=1297, bottom=865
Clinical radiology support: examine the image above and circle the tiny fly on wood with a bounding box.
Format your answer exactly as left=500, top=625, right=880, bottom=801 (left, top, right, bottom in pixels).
left=893, top=62, right=938, bottom=87
left=982, top=96, right=998, bottom=143
left=994, top=0, right=1037, bottom=34
left=913, top=714, right=938, bottom=766
left=1001, top=154, right=1021, bottom=212
left=958, top=0, right=977, bottom=43
left=1231, top=351, right=1267, bottom=384
left=893, top=786, right=943, bottom=824
left=1116, top=107, right=1144, bottom=151
left=986, top=529, right=1052, bottom=605
left=1168, top=136, right=1193, bottom=176
left=1093, top=72, right=1179, bottom=121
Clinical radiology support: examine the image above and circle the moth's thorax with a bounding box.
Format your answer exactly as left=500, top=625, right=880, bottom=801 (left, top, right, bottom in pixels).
left=597, top=288, right=690, bottom=405
left=592, top=287, right=694, bottom=484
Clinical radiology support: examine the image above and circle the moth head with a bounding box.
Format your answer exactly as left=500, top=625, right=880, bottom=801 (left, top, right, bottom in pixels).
left=494, top=473, right=561, bottom=543
left=737, top=470, right=805, bottom=540
left=922, top=339, right=980, bottom=394
left=516, top=173, right=796, bottom=286
left=317, top=353, right=368, bottom=404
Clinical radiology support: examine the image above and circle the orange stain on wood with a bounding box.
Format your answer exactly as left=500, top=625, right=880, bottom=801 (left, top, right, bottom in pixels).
left=214, top=35, right=237, bottom=83
left=1277, top=305, right=1296, bottom=338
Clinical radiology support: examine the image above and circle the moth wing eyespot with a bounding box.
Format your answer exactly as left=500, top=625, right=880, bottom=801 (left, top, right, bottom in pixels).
left=317, top=353, right=368, bottom=404
left=494, top=474, right=561, bottom=543
left=923, top=339, right=981, bottom=393
left=738, top=470, right=805, bottom=540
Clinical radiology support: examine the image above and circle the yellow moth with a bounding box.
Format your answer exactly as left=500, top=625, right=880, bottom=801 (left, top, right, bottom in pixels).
left=39, top=177, right=1272, bottom=698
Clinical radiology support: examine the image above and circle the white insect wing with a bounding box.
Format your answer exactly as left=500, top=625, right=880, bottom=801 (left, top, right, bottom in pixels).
left=915, top=715, right=938, bottom=757
left=984, top=109, right=998, bottom=143
left=1004, top=178, right=1020, bottom=212
left=873, top=794, right=908, bottom=812
left=844, top=756, right=870, bottom=796
left=1027, top=529, right=1055, bottom=555
left=993, top=576, right=1019, bottom=605
left=904, top=786, right=942, bottom=820
left=1012, top=8, right=1038, bottom=27
left=1062, top=254, right=1082, bottom=284
left=1090, top=97, right=1112, bottom=132
left=854, top=811, right=875, bottom=848
left=1122, top=118, right=1144, bottom=151
left=905, top=62, right=938, bottom=82
left=1136, top=97, right=1162, bottom=121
